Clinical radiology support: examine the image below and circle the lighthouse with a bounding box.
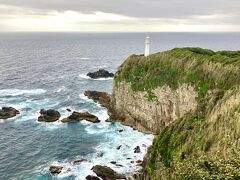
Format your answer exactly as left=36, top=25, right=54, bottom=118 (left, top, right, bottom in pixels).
left=144, top=36, right=151, bottom=56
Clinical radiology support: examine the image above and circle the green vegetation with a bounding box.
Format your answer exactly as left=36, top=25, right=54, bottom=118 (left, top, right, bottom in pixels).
left=115, top=48, right=240, bottom=94
left=114, top=48, right=240, bottom=179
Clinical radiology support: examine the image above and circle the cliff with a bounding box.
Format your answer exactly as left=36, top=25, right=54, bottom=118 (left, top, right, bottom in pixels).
left=110, top=48, right=240, bottom=179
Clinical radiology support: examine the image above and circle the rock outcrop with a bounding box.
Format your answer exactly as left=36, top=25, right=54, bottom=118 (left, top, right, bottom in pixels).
left=91, top=165, right=126, bottom=180
left=0, top=107, right=19, bottom=119
left=109, top=83, right=197, bottom=134
left=84, top=91, right=111, bottom=108
left=87, top=69, right=114, bottom=79
left=61, top=111, right=100, bottom=123
left=49, top=166, right=63, bottom=174
left=86, top=175, right=100, bottom=180
left=38, top=109, right=61, bottom=122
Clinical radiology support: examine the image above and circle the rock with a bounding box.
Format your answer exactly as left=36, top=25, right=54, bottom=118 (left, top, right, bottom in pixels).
left=136, top=160, right=142, bottom=164
left=86, top=175, right=100, bottom=180
left=87, top=69, right=114, bottom=79
left=84, top=91, right=111, bottom=108
left=130, top=161, right=134, bottom=164
left=0, top=107, right=19, bottom=120
left=66, top=108, right=71, bottom=112
left=115, top=164, right=123, bottom=167
left=110, top=161, right=117, bottom=164
left=117, top=145, right=122, bottom=150
left=91, top=165, right=126, bottom=180
left=117, top=129, right=124, bottom=133
left=49, top=166, right=63, bottom=174
left=38, top=109, right=60, bottom=122
left=62, top=111, right=100, bottom=123
left=134, top=146, right=141, bottom=153
left=73, top=159, right=87, bottom=165
left=97, top=152, right=104, bottom=157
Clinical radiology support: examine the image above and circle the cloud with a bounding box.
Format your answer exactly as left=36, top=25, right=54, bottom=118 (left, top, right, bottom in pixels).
left=0, top=0, right=239, bottom=31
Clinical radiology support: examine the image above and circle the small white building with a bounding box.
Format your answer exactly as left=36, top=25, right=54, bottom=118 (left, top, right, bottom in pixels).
left=145, top=36, right=151, bottom=56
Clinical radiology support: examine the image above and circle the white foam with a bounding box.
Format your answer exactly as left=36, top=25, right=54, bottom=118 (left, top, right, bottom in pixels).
left=0, top=89, right=46, bottom=97
left=79, top=74, right=91, bottom=80
left=90, top=77, right=113, bottom=81
left=79, top=58, right=90, bottom=60
left=48, top=121, right=154, bottom=179
left=55, top=86, right=66, bottom=93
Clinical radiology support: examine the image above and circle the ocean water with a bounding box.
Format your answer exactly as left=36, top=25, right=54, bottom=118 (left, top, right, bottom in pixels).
left=0, top=32, right=240, bottom=180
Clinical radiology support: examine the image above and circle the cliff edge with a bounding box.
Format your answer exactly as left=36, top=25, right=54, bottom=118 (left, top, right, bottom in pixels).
left=110, top=48, right=240, bottom=179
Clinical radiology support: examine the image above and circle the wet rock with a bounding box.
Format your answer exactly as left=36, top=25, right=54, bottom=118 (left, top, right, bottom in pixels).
left=115, top=164, right=123, bottom=167
left=0, top=107, right=19, bottom=120
left=84, top=91, right=111, bottom=108
left=134, top=146, right=141, bottom=153
left=117, top=145, right=122, bottom=150
left=87, top=69, right=114, bottom=79
left=62, top=111, right=100, bottom=123
left=86, top=175, right=100, bottom=180
left=91, top=165, right=126, bottom=180
left=38, top=109, right=60, bottom=122
left=117, top=129, right=124, bottom=133
left=73, top=159, right=87, bottom=165
left=66, top=108, right=71, bottom=112
left=136, top=160, right=142, bottom=164
left=110, top=161, right=117, bottom=164
left=130, top=161, right=134, bottom=164
left=97, top=152, right=104, bottom=157
left=49, top=166, right=63, bottom=174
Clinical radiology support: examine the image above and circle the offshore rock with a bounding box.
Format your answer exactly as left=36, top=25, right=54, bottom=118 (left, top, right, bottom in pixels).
left=134, top=146, right=141, bottom=153
left=61, top=111, right=100, bottom=123
left=87, top=69, right=114, bottom=79
left=49, top=166, right=63, bottom=174
left=91, top=165, right=126, bottom=180
left=86, top=175, right=100, bottom=180
left=38, top=109, right=61, bottom=122
left=0, top=107, right=19, bottom=120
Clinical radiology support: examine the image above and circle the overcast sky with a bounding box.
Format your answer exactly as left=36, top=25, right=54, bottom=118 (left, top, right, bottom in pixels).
left=0, top=0, right=239, bottom=32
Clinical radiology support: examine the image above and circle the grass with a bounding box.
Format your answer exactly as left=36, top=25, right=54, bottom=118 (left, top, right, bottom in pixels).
left=113, top=48, right=240, bottom=179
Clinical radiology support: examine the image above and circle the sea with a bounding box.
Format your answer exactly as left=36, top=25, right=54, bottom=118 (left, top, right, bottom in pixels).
left=0, top=32, right=239, bottom=180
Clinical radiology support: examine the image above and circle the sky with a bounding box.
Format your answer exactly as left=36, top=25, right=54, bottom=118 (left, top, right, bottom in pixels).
left=0, top=0, right=239, bottom=32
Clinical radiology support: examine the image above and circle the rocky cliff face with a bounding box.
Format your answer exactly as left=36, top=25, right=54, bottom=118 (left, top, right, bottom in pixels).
left=109, top=48, right=240, bottom=179
left=111, top=83, right=197, bottom=134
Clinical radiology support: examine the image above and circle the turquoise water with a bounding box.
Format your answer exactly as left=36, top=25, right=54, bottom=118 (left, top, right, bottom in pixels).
left=0, top=32, right=239, bottom=180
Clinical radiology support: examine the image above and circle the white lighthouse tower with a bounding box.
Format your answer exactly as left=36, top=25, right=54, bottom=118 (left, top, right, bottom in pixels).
left=144, top=36, right=151, bottom=56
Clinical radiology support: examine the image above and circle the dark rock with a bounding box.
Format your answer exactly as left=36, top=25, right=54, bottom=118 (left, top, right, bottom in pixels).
left=117, top=129, right=124, bottom=133
left=110, top=161, right=117, bottom=164
left=134, top=146, right=141, bottom=153
left=126, top=158, right=131, bottom=160
left=91, top=165, right=126, bottom=180
left=97, top=152, right=104, bottom=157
left=38, top=109, right=60, bottom=122
left=115, top=164, right=123, bottom=167
left=87, top=69, right=114, bottom=79
left=66, top=108, right=71, bottom=112
left=49, top=166, right=63, bottom=174
left=117, top=145, right=122, bottom=150
left=86, top=175, right=100, bottom=180
left=0, top=107, right=19, bottom=120
left=73, top=159, right=87, bottom=165
left=62, top=111, right=100, bottom=123
left=136, top=160, right=142, bottom=163
left=84, top=91, right=111, bottom=108
left=130, top=161, right=134, bottom=164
